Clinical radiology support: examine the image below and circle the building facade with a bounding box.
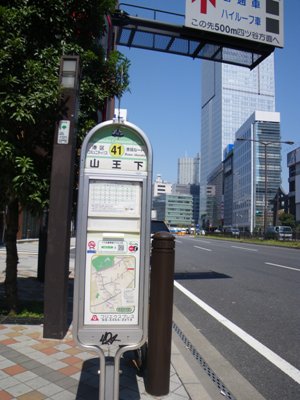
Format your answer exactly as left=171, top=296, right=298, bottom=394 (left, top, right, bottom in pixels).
left=233, top=111, right=281, bottom=233
left=172, top=183, right=200, bottom=225
left=287, top=147, right=300, bottom=223
left=207, top=164, right=223, bottom=228
left=152, top=193, right=193, bottom=227
left=152, top=174, right=172, bottom=197
left=223, top=147, right=234, bottom=227
left=200, top=54, right=276, bottom=218
left=177, top=153, right=200, bottom=185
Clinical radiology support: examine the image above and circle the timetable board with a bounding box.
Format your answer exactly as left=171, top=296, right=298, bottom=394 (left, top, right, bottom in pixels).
left=88, top=180, right=141, bottom=218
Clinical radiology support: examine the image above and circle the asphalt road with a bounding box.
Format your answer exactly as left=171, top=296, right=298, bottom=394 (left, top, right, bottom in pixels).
left=173, top=236, right=300, bottom=400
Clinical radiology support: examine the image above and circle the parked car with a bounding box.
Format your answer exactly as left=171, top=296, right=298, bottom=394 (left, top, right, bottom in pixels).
left=224, top=227, right=240, bottom=238
left=265, top=226, right=293, bottom=240
left=231, top=228, right=240, bottom=238
left=150, top=220, right=170, bottom=250
left=150, top=220, right=170, bottom=235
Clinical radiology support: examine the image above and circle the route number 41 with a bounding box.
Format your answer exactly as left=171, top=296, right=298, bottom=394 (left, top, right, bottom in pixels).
left=110, top=144, right=124, bottom=157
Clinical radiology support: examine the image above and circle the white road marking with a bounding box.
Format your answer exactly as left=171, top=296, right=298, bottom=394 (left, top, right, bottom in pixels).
left=231, top=246, right=258, bottom=252
left=264, top=262, right=300, bottom=272
left=174, top=281, right=300, bottom=385
left=194, top=246, right=212, bottom=252
left=190, top=238, right=212, bottom=244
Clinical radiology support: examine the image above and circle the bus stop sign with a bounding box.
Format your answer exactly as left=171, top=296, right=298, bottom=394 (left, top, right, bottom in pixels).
left=73, top=120, right=152, bottom=350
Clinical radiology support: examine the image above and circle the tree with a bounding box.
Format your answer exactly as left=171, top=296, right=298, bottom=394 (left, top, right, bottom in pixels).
left=278, top=213, right=296, bottom=229
left=0, top=0, right=130, bottom=313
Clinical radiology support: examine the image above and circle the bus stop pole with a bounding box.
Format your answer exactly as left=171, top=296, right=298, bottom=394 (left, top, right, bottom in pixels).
left=145, top=231, right=175, bottom=396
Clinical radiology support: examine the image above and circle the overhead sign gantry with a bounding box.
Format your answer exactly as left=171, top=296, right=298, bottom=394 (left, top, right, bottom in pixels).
left=112, top=0, right=284, bottom=69
left=185, top=0, right=283, bottom=48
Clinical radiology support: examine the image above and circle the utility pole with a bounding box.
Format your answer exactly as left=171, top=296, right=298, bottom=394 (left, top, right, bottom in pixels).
left=43, top=56, right=80, bottom=339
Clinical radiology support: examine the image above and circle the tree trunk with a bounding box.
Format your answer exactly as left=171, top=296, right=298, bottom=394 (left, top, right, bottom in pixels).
left=4, top=198, right=19, bottom=314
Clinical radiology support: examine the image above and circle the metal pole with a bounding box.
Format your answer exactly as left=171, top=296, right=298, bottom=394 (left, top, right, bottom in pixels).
left=43, top=56, right=80, bottom=339
left=103, top=357, right=115, bottom=400
left=145, top=231, right=175, bottom=396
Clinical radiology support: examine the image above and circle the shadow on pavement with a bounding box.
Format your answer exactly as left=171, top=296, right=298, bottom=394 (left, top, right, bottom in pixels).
left=76, top=352, right=142, bottom=400
left=0, top=276, right=74, bottom=332
left=174, top=271, right=231, bottom=280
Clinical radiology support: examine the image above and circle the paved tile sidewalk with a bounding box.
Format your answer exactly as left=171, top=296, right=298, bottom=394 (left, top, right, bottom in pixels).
left=0, top=324, right=190, bottom=400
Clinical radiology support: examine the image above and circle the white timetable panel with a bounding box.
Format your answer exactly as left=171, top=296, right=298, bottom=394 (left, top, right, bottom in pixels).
left=88, top=180, right=141, bottom=217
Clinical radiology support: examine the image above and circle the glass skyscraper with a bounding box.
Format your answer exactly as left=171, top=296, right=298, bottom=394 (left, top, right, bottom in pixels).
left=200, top=54, right=276, bottom=218
left=177, top=153, right=200, bottom=185
left=233, top=111, right=281, bottom=233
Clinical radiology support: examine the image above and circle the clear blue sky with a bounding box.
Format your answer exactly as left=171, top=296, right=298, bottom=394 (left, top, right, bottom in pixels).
left=118, top=1, right=300, bottom=190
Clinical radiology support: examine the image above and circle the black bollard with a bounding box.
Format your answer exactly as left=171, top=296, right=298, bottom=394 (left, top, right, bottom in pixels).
left=145, top=231, right=175, bottom=396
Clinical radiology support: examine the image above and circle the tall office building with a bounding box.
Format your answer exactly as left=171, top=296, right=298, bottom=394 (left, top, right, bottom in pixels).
left=287, top=147, right=300, bottom=223
left=177, top=153, right=200, bottom=185
left=233, top=111, right=281, bottom=233
left=200, top=54, right=276, bottom=218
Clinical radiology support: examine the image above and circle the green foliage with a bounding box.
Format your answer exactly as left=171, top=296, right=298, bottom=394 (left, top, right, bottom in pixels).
left=278, top=213, right=296, bottom=228
left=0, top=0, right=130, bottom=215
left=0, top=299, right=44, bottom=318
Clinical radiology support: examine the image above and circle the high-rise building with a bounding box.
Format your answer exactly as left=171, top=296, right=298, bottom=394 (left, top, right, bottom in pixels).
left=233, top=111, right=281, bottom=233
left=207, top=163, right=223, bottom=228
left=177, top=153, right=200, bottom=185
left=200, top=54, right=276, bottom=218
left=287, top=147, right=300, bottom=223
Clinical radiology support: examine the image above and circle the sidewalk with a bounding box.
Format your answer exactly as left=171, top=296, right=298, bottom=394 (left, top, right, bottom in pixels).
left=0, top=240, right=218, bottom=400
left=0, top=324, right=196, bottom=400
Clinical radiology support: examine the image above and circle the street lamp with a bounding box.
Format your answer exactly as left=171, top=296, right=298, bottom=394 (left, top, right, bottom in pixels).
left=61, top=58, right=79, bottom=88
left=236, top=138, right=294, bottom=236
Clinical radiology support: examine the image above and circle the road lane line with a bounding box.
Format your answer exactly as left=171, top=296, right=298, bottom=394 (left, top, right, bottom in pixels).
left=231, top=246, right=258, bottom=252
left=190, top=238, right=212, bottom=244
left=264, top=262, right=300, bottom=272
left=194, top=246, right=212, bottom=252
left=174, top=281, right=300, bottom=384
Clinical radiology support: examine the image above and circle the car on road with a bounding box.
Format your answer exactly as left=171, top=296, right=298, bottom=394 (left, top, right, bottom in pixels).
left=265, top=225, right=293, bottom=240
left=150, top=220, right=170, bottom=235
left=224, top=227, right=240, bottom=238
left=150, top=220, right=171, bottom=252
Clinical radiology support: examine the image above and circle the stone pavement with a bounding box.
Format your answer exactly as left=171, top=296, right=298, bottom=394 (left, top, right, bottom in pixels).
left=0, top=324, right=193, bottom=400
left=0, top=240, right=221, bottom=400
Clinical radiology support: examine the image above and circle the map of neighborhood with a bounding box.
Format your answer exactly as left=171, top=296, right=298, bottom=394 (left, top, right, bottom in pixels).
left=90, top=254, right=136, bottom=315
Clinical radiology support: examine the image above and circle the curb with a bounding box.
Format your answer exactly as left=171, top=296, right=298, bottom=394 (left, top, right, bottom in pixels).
left=172, top=306, right=267, bottom=400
